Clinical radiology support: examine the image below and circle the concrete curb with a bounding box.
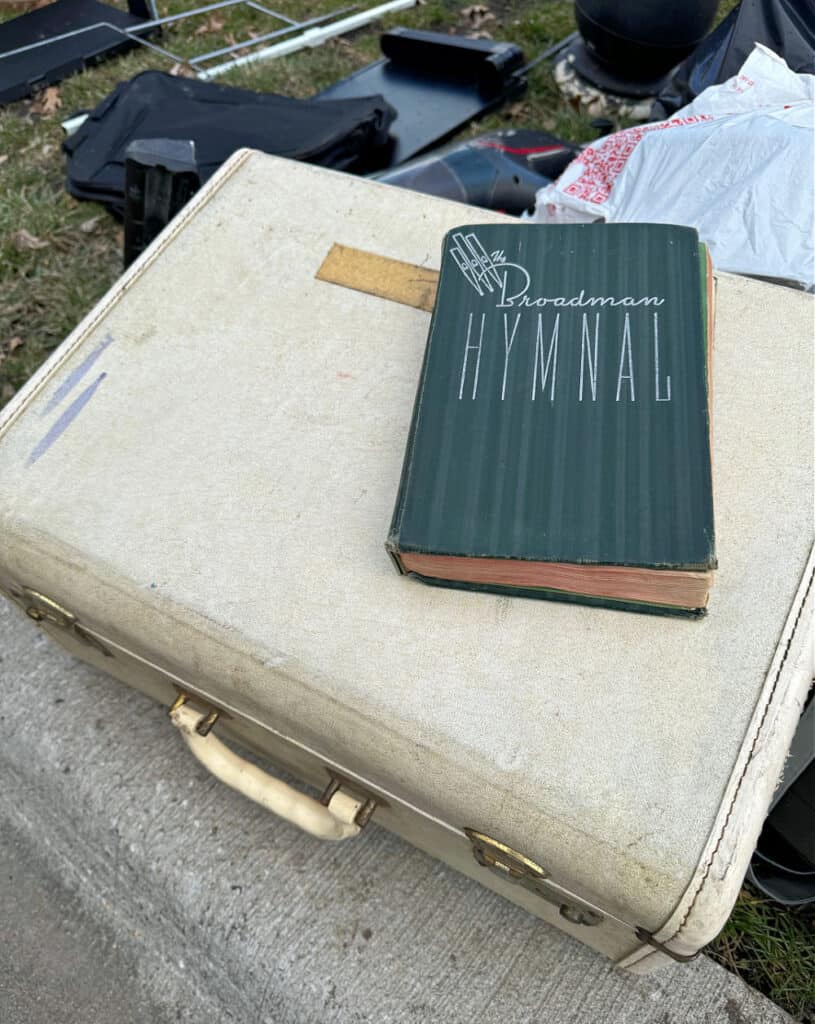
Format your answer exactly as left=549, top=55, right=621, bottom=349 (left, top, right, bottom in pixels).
left=0, top=602, right=793, bottom=1024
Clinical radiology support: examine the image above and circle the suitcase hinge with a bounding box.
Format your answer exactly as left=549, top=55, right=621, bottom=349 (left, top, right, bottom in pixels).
left=10, top=586, right=112, bottom=658
left=464, top=828, right=603, bottom=927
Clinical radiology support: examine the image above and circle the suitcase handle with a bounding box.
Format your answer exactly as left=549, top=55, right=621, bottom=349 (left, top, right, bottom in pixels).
left=169, top=700, right=363, bottom=841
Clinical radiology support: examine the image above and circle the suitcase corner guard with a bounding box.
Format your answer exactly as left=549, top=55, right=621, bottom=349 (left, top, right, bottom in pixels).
left=168, top=692, right=376, bottom=841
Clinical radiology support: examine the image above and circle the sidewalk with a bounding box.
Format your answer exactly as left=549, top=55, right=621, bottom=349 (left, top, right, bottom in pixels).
left=0, top=600, right=793, bottom=1024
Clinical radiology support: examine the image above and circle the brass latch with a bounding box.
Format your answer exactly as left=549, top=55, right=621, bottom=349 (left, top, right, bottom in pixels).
left=320, top=773, right=377, bottom=829
left=464, top=828, right=603, bottom=927
left=170, top=691, right=221, bottom=736
left=10, top=586, right=112, bottom=657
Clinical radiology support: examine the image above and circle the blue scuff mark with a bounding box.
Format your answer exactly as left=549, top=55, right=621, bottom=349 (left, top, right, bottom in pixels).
left=41, top=333, right=113, bottom=416
left=28, top=372, right=107, bottom=466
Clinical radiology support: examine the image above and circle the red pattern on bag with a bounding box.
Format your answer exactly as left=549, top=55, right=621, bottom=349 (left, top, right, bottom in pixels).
left=563, top=116, right=714, bottom=204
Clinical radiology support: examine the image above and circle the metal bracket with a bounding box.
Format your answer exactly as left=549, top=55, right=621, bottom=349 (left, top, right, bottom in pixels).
left=634, top=928, right=700, bottom=963
left=464, top=828, right=603, bottom=927
left=8, top=586, right=112, bottom=658
left=169, top=691, right=221, bottom=736
left=320, top=774, right=377, bottom=829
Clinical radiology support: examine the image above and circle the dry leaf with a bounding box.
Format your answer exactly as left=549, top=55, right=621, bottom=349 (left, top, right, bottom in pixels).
left=12, top=228, right=49, bottom=251
left=31, top=85, right=61, bottom=116
left=460, top=4, right=495, bottom=29
left=0, top=155, right=8, bottom=166
left=466, top=30, right=493, bottom=39
left=194, top=14, right=225, bottom=35
left=224, top=32, right=252, bottom=58
left=1, top=1, right=51, bottom=10
left=115, top=229, right=125, bottom=249
left=5, top=336, right=25, bottom=354
left=169, top=63, right=196, bottom=78
left=79, top=216, right=100, bottom=234
left=1, top=383, right=16, bottom=402
left=334, top=36, right=362, bottom=57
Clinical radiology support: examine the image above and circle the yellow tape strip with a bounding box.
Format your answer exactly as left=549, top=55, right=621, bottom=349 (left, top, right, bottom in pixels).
left=316, top=243, right=439, bottom=312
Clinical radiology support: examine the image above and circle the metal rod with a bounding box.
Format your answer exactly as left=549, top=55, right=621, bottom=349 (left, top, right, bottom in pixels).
left=134, top=0, right=254, bottom=32
left=0, top=0, right=352, bottom=73
left=1, top=22, right=118, bottom=62
left=118, top=26, right=187, bottom=65
left=0, top=0, right=406, bottom=82
left=191, top=5, right=356, bottom=66
left=0, top=0, right=302, bottom=61
left=199, top=0, right=416, bottom=80
left=517, top=31, right=579, bottom=76
left=245, top=1, right=297, bottom=26
left=0, top=20, right=183, bottom=64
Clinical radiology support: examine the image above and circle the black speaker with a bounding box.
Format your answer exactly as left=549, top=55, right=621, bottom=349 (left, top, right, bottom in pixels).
left=569, top=0, right=718, bottom=96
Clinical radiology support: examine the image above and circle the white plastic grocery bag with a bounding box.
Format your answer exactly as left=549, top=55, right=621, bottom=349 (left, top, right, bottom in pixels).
left=532, top=45, right=815, bottom=288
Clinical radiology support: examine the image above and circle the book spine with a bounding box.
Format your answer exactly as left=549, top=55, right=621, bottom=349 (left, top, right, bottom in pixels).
left=386, top=235, right=453, bottom=560
left=385, top=328, right=433, bottom=555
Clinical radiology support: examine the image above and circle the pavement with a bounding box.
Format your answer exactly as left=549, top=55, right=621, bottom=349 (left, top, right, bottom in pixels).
left=0, top=599, right=794, bottom=1024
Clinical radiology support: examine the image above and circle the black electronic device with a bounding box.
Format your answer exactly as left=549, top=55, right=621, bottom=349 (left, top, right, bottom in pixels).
left=123, top=138, right=200, bottom=268
left=374, top=130, right=579, bottom=215
left=0, top=0, right=154, bottom=106
left=317, top=29, right=527, bottom=169
left=565, top=0, right=718, bottom=98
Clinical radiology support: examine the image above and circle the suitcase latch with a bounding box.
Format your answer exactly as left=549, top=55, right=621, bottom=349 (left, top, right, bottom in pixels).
left=464, top=828, right=603, bottom=927
left=10, top=586, right=112, bottom=658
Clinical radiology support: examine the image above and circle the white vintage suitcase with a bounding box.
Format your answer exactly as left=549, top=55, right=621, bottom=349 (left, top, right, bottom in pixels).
left=0, top=151, right=812, bottom=970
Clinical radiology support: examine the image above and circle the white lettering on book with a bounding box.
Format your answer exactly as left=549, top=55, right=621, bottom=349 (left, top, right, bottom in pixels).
left=448, top=231, right=665, bottom=309
left=458, top=312, right=486, bottom=400
left=448, top=232, right=682, bottom=405
left=616, top=313, right=636, bottom=403
left=654, top=313, right=671, bottom=402
left=579, top=314, right=599, bottom=402
left=532, top=314, right=559, bottom=402
left=453, top=312, right=675, bottom=404
left=502, top=313, right=521, bottom=401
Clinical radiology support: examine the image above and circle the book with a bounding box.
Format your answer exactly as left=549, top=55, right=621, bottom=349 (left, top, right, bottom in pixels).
left=386, top=222, right=716, bottom=616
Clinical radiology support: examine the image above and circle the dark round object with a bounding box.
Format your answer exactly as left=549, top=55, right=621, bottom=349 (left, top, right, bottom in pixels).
left=575, top=0, right=719, bottom=82
left=566, top=38, right=674, bottom=98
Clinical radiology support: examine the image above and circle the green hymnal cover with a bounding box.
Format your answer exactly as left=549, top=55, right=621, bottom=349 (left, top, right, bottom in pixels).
left=387, top=223, right=716, bottom=616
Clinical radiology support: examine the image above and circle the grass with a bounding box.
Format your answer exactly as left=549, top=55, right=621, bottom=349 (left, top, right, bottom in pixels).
left=709, top=885, right=815, bottom=1023
left=0, top=1, right=811, bottom=1020
left=0, top=0, right=595, bottom=400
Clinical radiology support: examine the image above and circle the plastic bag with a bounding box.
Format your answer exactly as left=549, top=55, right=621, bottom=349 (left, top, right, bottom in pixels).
left=653, top=0, right=815, bottom=119
left=531, top=45, right=815, bottom=288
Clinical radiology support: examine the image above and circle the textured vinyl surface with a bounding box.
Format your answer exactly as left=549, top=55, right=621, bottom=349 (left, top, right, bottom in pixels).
left=392, top=223, right=714, bottom=570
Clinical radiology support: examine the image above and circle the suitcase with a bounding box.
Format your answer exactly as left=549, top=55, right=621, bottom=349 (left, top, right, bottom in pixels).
left=0, top=150, right=812, bottom=970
